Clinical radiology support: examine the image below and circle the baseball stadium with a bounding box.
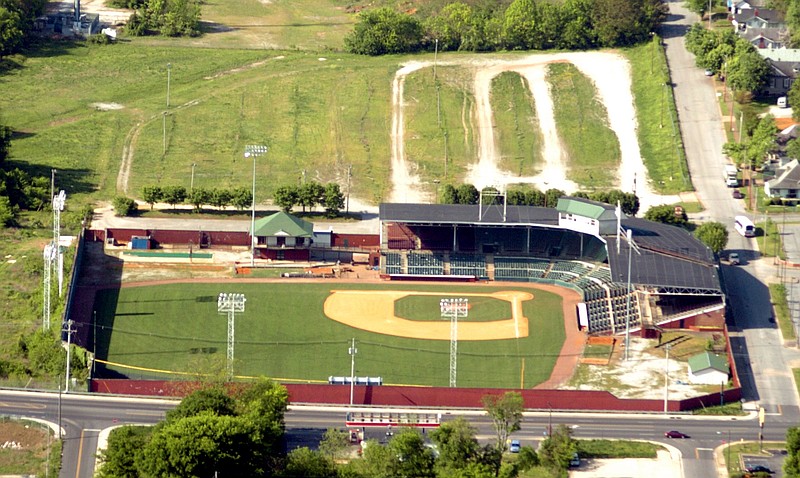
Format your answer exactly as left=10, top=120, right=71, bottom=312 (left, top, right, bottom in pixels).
left=81, top=196, right=730, bottom=407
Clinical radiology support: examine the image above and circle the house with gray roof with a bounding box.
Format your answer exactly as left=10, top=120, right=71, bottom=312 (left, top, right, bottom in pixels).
left=765, top=158, right=800, bottom=199
left=762, top=58, right=799, bottom=96
left=732, top=8, right=786, bottom=33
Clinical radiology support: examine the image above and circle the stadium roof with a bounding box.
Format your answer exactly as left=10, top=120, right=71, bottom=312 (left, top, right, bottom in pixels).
left=608, top=219, right=720, bottom=293
left=379, top=203, right=558, bottom=226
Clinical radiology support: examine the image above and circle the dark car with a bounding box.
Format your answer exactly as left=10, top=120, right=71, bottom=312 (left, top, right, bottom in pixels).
left=665, top=430, right=689, bottom=438
left=745, top=465, right=773, bottom=474
left=733, top=189, right=743, bottom=199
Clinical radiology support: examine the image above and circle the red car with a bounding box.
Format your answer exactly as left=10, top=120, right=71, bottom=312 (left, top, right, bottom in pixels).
left=665, top=430, right=689, bottom=438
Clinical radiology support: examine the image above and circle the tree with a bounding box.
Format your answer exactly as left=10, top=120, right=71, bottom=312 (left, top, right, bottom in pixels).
left=440, top=184, right=458, bottom=204
left=0, top=195, right=14, bottom=226
left=0, top=7, right=23, bottom=59
left=789, top=79, right=800, bottom=122
left=538, top=424, right=577, bottom=470
left=96, top=426, right=152, bottom=478
left=319, top=428, right=350, bottom=460
left=481, top=391, right=524, bottom=452
left=559, top=0, right=596, bottom=49
left=166, top=388, right=236, bottom=422
left=456, top=184, right=479, bottom=205
left=322, top=183, right=345, bottom=218
left=141, top=186, right=162, bottom=210
left=424, top=2, right=474, bottom=51
left=591, top=0, right=661, bottom=47
left=274, top=185, right=299, bottom=212
left=544, top=188, right=565, bottom=208
left=0, top=122, right=10, bottom=163
left=297, top=181, right=324, bottom=212
left=187, top=187, right=211, bottom=211
left=138, top=413, right=264, bottom=477
left=430, top=417, right=481, bottom=474
left=112, top=196, right=137, bottom=216
left=160, top=185, right=187, bottom=208
left=209, top=188, right=232, bottom=209
left=284, top=447, right=337, bottom=478
left=644, top=204, right=687, bottom=227
left=727, top=47, right=769, bottom=94
left=359, top=440, right=399, bottom=478
left=344, top=7, right=423, bottom=55
left=388, top=428, right=435, bottom=478
left=502, top=0, right=538, bottom=50
left=694, top=221, right=728, bottom=254
left=785, top=426, right=800, bottom=476
left=231, top=187, right=252, bottom=211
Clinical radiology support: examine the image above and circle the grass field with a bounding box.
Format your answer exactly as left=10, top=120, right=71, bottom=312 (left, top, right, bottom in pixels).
left=547, top=62, right=619, bottom=188
left=490, top=71, right=543, bottom=177
left=93, top=282, right=565, bottom=388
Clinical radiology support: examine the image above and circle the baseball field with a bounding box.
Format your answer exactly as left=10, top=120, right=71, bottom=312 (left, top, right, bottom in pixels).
left=93, top=281, right=569, bottom=389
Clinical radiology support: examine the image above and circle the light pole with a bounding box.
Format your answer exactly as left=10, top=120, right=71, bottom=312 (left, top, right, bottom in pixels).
left=217, top=293, right=246, bottom=380
left=348, top=338, right=357, bottom=406
left=64, top=319, right=74, bottom=392
left=547, top=401, right=553, bottom=436
left=166, top=63, right=171, bottom=108
left=663, top=344, right=671, bottom=413
left=244, top=145, right=268, bottom=267
left=441, top=298, right=469, bottom=387
left=190, top=163, right=196, bottom=191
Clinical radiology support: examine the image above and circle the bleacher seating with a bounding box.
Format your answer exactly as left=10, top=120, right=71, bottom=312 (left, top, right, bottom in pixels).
left=384, top=252, right=403, bottom=275
left=450, top=253, right=487, bottom=278
left=407, top=252, right=444, bottom=275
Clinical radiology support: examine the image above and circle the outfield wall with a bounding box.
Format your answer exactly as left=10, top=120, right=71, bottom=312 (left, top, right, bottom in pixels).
left=89, top=379, right=741, bottom=412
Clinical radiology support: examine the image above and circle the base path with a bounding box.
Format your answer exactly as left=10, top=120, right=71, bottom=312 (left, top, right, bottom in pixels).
left=323, top=290, right=532, bottom=340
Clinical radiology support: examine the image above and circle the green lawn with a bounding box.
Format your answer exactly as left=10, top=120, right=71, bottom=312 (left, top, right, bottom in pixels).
left=93, top=282, right=565, bottom=388
left=547, top=62, right=620, bottom=188
left=490, top=71, right=543, bottom=177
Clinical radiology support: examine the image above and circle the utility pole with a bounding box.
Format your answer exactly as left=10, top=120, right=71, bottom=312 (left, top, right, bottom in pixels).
left=346, top=164, right=352, bottom=215
left=166, top=63, right=171, bottom=108
left=64, top=319, right=75, bottom=392
left=349, top=338, right=357, bottom=406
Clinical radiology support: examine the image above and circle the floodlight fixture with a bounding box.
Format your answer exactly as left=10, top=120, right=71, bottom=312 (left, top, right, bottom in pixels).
left=440, top=298, right=468, bottom=387
left=217, top=292, right=246, bottom=379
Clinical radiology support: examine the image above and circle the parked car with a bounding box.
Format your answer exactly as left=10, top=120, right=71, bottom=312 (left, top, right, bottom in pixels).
left=509, top=439, right=520, bottom=453
left=732, top=189, right=743, bottom=199
left=729, top=252, right=740, bottom=265
left=704, top=69, right=714, bottom=76
left=745, top=464, right=773, bottom=474
left=569, top=452, right=581, bottom=467
left=664, top=430, right=689, bottom=438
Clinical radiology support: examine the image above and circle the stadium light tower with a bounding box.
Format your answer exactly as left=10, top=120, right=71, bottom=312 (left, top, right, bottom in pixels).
left=244, top=145, right=269, bottom=267
left=53, top=190, right=66, bottom=296
left=217, top=293, right=246, bottom=379
left=440, top=298, right=468, bottom=388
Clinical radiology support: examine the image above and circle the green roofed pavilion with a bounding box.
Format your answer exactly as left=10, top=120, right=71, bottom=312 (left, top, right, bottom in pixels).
left=556, top=197, right=618, bottom=221
left=252, top=212, right=313, bottom=237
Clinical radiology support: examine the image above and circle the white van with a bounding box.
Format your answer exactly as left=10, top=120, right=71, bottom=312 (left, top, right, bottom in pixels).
left=778, top=96, right=789, bottom=108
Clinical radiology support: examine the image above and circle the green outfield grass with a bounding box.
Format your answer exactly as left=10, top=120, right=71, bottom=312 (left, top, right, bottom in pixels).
left=93, top=282, right=565, bottom=388
left=395, top=294, right=511, bottom=322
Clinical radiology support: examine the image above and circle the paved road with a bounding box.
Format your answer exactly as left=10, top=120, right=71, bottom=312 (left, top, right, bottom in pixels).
left=0, top=390, right=784, bottom=478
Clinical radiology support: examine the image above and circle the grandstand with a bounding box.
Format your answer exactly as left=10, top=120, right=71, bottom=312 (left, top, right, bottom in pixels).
left=378, top=198, right=724, bottom=335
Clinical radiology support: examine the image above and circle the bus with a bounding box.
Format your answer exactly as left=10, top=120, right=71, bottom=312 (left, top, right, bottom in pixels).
left=734, top=215, right=755, bottom=237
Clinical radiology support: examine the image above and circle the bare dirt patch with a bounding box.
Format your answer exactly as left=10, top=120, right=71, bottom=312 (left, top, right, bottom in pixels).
left=91, top=102, right=124, bottom=111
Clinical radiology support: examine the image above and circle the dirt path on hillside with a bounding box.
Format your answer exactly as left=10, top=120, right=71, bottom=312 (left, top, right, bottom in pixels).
left=389, top=53, right=680, bottom=211
left=389, top=62, right=428, bottom=203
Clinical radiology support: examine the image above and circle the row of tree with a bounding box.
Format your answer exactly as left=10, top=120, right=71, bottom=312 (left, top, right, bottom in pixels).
left=684, top=24, right=769, bottom=95
left=273, top=181, right=346, bottom=217
left=439, top=184, right=641, bottom=216
left=114, top=0, right=202, bottom=37
left=345, top=0, right=666, bottom=55
left=98, top=386, right=580, bottom=478
left=644, top=204, right=729, bottom=253
left=0, top=0, right=47, bottom=58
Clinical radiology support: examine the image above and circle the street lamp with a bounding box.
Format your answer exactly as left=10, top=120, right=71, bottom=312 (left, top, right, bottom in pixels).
left=348, top=338, right=357, bottom=406
left=190, top=163, right=197, bottom=191
left=244, top=145, right=268, bottom=267
left=217, top=292, right=246, bottom=379
left=166, top=63, right=171, bottom=108
left=547, top=401, right=553, bottom=437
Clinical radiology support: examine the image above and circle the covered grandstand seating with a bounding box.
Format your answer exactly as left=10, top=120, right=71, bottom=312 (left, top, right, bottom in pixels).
left=450, top=253, right=487, bottom=278
left=387, top=223, right=416, bottom=250
left=406, top=252, right=445, bottom=275
left=384, top=252, right=403, bottom=274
